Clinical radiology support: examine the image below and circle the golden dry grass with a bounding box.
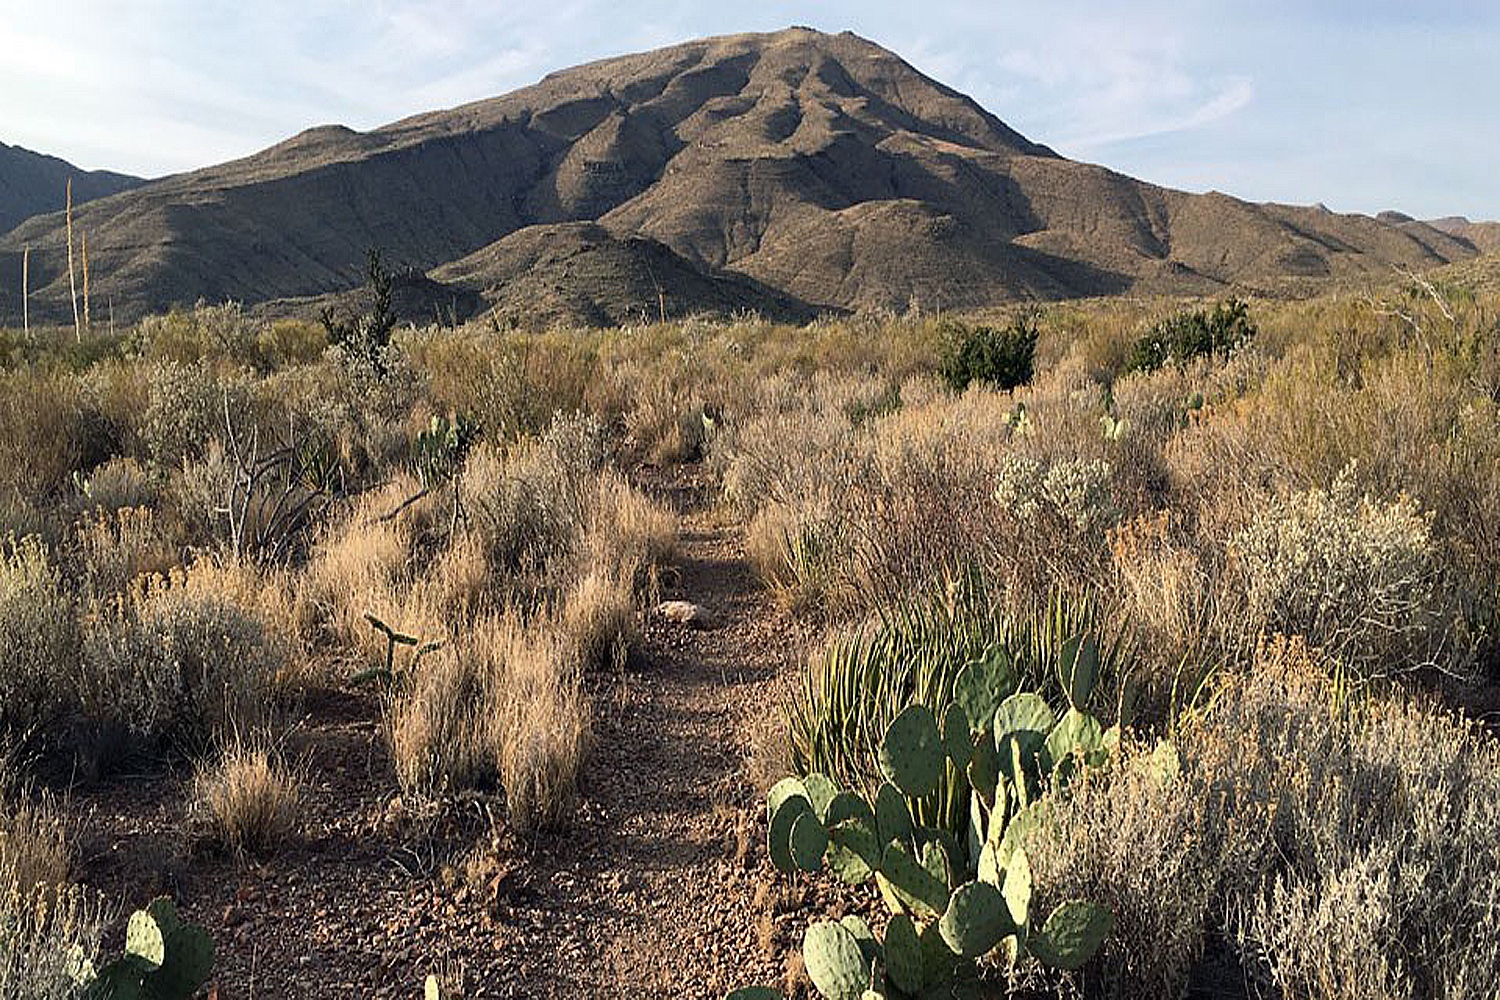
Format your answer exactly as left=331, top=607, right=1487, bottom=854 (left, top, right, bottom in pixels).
left=191, top=738, right=302, bottom=857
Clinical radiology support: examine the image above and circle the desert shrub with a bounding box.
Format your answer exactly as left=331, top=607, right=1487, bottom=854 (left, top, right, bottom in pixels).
left=75, top=506, right=177, bottom=596
left=190, top=738, right=301, bottom=857
left=256, top=318, right=326, bottom=367
left=0, top=536, right=78, bottom=737
left=1191, top=637, right=1500, bottom=1000
left=141, top=360, right=229, bottom=469
left=75, top=569, right=285, bottom=766
left=1229, top=466, right=1463, bottom=678
left=936, top=314, right=1039, bottom=391
left=721, top=377, right=1132, bottom=614
left=0, top=881, right=107, bottom=1000
left=1018, top=741, right=1225, bottom=999
left=133, top=301, right=264, bottom=367
left=75, top=456, right=156, bottom=512
left=1128, top=298, right=1255, bottom=373
left=0, top=371, right=111, bottom=499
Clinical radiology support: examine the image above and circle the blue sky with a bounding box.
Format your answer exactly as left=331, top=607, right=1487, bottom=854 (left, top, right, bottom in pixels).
left=2, top=1, right=1494, bottom=220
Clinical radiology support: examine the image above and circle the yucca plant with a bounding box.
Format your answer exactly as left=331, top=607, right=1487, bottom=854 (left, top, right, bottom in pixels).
left=788, top=569, right=1135, bottom=837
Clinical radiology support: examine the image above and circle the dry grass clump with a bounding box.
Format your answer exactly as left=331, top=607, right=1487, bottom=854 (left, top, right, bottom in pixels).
left=386, top=612, right=588, bottom=834
left=191, top=738, right=302, bottom=857
left=0, top=761, right=72, bottom=895
left=339, top=412, right=668, bottom=831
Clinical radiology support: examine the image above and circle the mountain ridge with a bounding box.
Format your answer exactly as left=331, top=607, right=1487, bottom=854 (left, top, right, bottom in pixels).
left=0, top=142, right=145, bottom=237
left=0, top=28, right=1488, bottom=327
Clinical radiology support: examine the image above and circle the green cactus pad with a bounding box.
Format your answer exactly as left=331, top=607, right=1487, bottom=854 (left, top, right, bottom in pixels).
left=939, top=879, right=1016, bottom=959
left=1029, top=900, right=1114, bottom=971
left=879, top=703, right=945, bottom=798
left=965, top=792, right=988, bottom=877
left=804, top=921, right=871, bottom=1000
left=921, top=837, right=953, bottom=892
left=874, top=782, right=913, bottom=847
left=942, top=702, right=973, bottom=771
left=977, top=841, right=1001, bottom=886
left=768, top=777, right=809, bottom=815
left=768, top=781, right=814, bottom=874
left=880, top=842, right=950, bottom=919
left=997, top=800, right=1051, bottom=871
left=426, top=975, right=442, bottom=1000
left=952, top=645, right=1011, bottom=732
left=828, top=816, right=881, bottom=882
left=992, top=693, right=1054, bottom=747
left=1044, top=708, right=1104, bottom=772
left=87, top=962, right=146, bottom=1000
left=839, top=915, right=881, bottom=965
left=791, top=810, right=829, bottom=871
left=802, top=773, right=841, bottom=821
left=726, top=987, right=784, bottom=1000
left=152, top=922, right=214, bottom=998
left=966, top=734, right=1001, bottom=803
left=919, top=919, right=961, bottom=989
left=1002, top=848, right=1033, bottom=931
left=124, top=910, right=167, bottom=970
left=825, top=792, right=876, bottom=834
left=882, top=913, right=925, bottom=996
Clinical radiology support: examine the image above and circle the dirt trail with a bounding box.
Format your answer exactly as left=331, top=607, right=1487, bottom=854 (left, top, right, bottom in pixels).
left=503, top=468, right=802, bottom=997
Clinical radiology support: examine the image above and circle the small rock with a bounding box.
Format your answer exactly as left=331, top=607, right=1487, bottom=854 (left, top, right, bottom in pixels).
left=655, top=600, right=712, bottom=628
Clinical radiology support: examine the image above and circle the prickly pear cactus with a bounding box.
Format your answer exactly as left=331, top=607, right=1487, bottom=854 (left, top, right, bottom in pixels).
left=86, top=896, right=214, bottom=1000
left=742, top=682, right=1148, bottom=1000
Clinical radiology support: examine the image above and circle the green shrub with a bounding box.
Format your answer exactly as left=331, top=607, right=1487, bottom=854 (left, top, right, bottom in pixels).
left=1128, top=298, right=1255, bottom=373
left=937, top=315, right=1039, bottom=391
left=322, top=248, right=397, bottom=377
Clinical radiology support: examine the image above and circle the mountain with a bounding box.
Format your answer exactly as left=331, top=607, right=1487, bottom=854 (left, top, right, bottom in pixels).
left=1422, top=216, right=1500, bottom=256
left=0, top=142, right=144, bottom=236
left=0, top=28, right=1485, bottom=327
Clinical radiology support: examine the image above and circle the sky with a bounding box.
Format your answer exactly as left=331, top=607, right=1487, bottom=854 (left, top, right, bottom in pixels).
left=1, top=1, right=1495, bottom=221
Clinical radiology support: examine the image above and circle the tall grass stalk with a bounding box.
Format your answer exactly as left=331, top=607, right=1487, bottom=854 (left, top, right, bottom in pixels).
left=65, top=179, right=78, bottom=344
